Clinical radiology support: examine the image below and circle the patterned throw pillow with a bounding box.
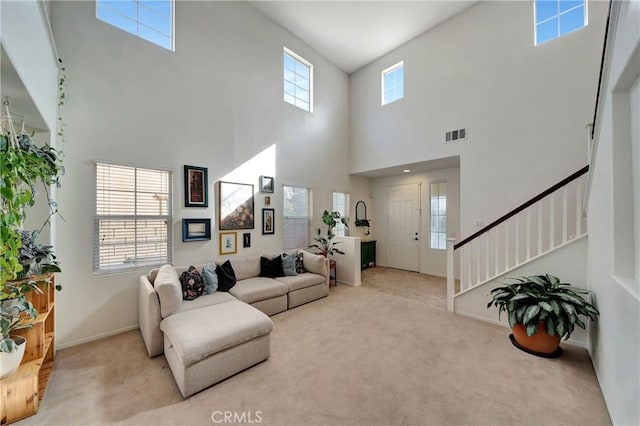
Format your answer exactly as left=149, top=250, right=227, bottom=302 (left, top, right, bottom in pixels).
left=180, top=265, right=204, bottom=300
left=295, top=252, right=304, bottom=274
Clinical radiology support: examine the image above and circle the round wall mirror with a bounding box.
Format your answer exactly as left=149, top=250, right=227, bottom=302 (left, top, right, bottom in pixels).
left=355, top=200, right=369, bottom=226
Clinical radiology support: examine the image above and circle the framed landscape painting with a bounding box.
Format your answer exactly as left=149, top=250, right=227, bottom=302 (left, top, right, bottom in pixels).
left=219, top=181, right=255, bottom=230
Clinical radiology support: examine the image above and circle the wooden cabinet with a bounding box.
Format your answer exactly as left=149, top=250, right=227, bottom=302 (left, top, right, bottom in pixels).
left=1, top=274, right=56, bottom=424
left=361, top=240, right=377, bottom=269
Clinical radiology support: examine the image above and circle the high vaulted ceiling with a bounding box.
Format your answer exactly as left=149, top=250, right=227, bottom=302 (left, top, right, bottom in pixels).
left=249, top=1, right=478, bottom=74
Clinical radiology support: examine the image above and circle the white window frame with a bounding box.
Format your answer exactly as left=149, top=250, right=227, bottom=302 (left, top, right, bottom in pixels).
left=381, top=61, right=404, bottom=106
left=283, top=47, right=314, bottom=113
left=96, top=0, right=175, bottom=51
left=94, top=162, right=173, bottom=275
left=332, top=192, right=350, bottom=237
left=534, top=0, right=588, bottom=46
left=430, top=181, right=447, bottom=250
left=283, top=184, right=311, bottom=250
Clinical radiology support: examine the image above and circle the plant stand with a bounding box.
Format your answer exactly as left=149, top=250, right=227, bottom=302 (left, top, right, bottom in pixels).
left=0, top=274, right=56, bottom=424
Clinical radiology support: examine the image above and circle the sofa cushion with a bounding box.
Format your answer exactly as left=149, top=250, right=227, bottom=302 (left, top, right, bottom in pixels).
left=175, top=291, right=236, bottom=314
left=216, top=260, right=237, bottom=292
left=275, top=273, right=325, bottom=292
left=281, top=253, right=298, bottom=276
left=154, top=264, right=183, bottom=318
left=229, top=277, right=288, bottom=304
left=260, top=255, right=284, bottom=278
left=160, top=300, right=273, bottom=366
left=302, top=251, right=327, bottom=276
left=200, top=264, right=218, bottom=294
left=218, top=255, right=261, bottom=281
left=180, top=266, right=205, bottom=300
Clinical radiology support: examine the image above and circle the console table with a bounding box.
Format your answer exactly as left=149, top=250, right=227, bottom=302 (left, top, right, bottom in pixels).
left=361, top=240, right=377, bottom=269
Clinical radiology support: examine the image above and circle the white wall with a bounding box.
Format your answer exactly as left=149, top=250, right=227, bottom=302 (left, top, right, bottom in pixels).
left=51, top=1, right=349, bottom=347
left=350, top=1, right=608, bottom=239
left=331, top=236, right=361, bottom=286
left=347, top=175, right=373, bottom=241
left=370, top=167, right=460, bottom=277
left=1, top=0, right=57, bottom=131
left=587, top=1, right=640, bottom=424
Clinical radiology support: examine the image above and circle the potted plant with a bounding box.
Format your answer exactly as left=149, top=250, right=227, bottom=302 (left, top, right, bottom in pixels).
left=310, top=210, right=348, bottom=257
left=487, top=274, right=599, bottom=356
left=0, top=283, right=40, bottom=378
left=1, top=100, right=64, bottom=374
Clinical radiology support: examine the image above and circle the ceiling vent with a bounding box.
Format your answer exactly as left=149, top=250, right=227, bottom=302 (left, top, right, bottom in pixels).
left=445, top=128, right=467, bottom=143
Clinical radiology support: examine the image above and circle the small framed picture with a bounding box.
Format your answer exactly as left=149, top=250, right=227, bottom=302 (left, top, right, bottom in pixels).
left=243, top=232, right=251, bottom=248
left=262, top=208, right=275, bottom=235
left=264, top=196, right=271, bottom=206
left=219, top=232, right=237, bottom=255
left=184, top=165, right=208, bottom=207
left=260, top=175, right=274, bottom=193
left=182, top=218, right=211, bottom=242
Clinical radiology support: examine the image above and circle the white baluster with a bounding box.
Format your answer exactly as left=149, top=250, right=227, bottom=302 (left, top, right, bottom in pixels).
left=475, top=239, right=480, bottom=287
left=495, top=226, right=500, bottom=276
left=526, top=209, right=531, bottom=260
left=446, top=238, right=455, bottom=312
left=504, top=220, right=509, bottom=270
left=562, top=187, right=568, bottom=243
left=550, top=196, right=555, bottom=249
left=485, top=233, right=490, bottom=281
left=515, top=215, right=520, bottom=265
left=576, top=181, right=583, bottom=236
left=538, top=203, right=543, bottom=255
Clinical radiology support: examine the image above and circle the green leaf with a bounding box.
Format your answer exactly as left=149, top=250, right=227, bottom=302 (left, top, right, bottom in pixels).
left=526, top=323, right=538, bottom=336
left=538, top=301, right=553, bottom=312
left=523, top=305, right=541, bottom=324
left=546, top=317, right=555, bottom=336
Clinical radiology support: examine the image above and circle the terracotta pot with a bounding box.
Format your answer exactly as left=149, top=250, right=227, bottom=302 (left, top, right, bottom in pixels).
left=512, top=322, right=561, bottom=354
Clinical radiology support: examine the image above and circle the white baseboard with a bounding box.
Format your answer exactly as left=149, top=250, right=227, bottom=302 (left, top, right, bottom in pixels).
left=57, top=324, right=139, bottom=350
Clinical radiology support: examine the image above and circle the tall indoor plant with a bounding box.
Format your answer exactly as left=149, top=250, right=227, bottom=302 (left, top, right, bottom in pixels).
left=310, top=210, right=348, bottom=256
left=1, top=83, right=64, bottom=369
left=487, top=274, right=599, bottom=356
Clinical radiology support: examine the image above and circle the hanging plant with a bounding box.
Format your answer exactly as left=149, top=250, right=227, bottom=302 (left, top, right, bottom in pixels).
left=1, top=90, right=64, bottom=286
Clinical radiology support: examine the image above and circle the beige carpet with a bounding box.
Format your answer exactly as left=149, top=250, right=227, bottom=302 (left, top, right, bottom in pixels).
left=19, top=267, right=610, bottom=426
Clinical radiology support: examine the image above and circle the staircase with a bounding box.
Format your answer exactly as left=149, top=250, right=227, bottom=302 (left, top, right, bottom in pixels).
left=446, top=166, right=590, bottom=315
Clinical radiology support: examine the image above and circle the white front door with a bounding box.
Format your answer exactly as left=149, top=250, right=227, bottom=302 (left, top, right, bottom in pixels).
left=388, top=183, right=421, bottom=272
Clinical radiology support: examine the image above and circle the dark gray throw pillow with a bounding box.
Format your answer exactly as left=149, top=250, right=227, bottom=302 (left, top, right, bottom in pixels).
left=216, top=260, right=237, bottom=292
left=260, top=255, right=285, bottom=278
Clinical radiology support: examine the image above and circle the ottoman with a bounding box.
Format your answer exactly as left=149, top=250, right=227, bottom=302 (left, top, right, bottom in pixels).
left=160, top=300, right=274, bottom=397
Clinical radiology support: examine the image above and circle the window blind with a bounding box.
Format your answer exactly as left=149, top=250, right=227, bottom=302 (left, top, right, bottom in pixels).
left=283, top=185, right=310, bottom=250
left=332, top=192, right=350, bottom=237
left=94, top=162, right=173, bottom=274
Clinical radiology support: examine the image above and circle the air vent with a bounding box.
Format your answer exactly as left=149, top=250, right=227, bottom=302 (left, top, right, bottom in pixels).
left=445, top=128, right=468, bottom=143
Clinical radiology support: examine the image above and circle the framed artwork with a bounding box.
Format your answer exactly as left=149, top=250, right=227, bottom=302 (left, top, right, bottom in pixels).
left=219, top=181, right=255, bottom=230
left=243, top=232, right=251, bottom=248
left=262, top=208, right=275, bottom=235
left=184, top=165, right=208, bottom=207
left=219, top=232, right=237, bottom=255
left=264, top=196, right=271, bottom=206
left=182, top=218, right=211, bottom=242
left=259, top=175, right=274, bottom=193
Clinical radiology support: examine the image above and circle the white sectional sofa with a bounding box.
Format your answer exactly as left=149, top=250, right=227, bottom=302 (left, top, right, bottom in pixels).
left=138, top=251, right=330, bottom=397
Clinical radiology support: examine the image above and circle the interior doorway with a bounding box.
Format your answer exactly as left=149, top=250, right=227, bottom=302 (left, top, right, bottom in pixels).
left=387, top=183, right=421, bottom=272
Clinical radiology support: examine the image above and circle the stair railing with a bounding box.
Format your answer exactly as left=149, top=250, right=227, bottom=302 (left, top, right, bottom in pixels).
left=446, top=166, right=589, bottom=312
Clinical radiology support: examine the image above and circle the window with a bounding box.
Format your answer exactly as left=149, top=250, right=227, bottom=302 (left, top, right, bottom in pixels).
left=283, top=47, right=313, bottom=112
left=535, top=0, right=587, bottom=45
left=430, top=182, right=447, bottom=250
left=381, top=61, right=404, bottom=105
left=332, top=192, right=350, bottom=237
left=283, top=185, right=311, bottom=250
left=95, top=162, right=172, bottom=274
left=96, top=0, right=174, bottom=51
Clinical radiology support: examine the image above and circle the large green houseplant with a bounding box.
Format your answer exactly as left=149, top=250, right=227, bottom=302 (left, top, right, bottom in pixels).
left=310, top=210, right=348, bottom=256
left=487, top=274, right=599, bottom=355
left=1, top=97, right=64, bottom=365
